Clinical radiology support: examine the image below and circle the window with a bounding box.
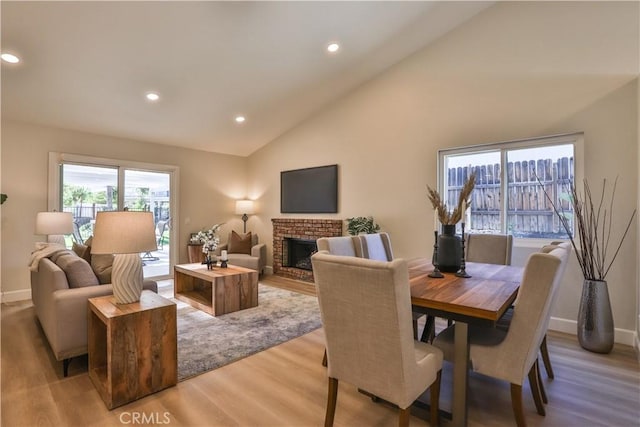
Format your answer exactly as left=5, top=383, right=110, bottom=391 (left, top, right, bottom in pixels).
left=438, top=133, right=582, bottom=240
left=48, top=153, right=178, bottom=279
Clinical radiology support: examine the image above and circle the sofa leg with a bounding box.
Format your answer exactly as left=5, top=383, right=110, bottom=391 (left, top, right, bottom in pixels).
left=63, top=358, right=71, bottom=377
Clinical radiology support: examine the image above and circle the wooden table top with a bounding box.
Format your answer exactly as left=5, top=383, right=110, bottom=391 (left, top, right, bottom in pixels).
left=407, top=258, right=523, bottom=325
left=174, top=263, right=257, bottom=280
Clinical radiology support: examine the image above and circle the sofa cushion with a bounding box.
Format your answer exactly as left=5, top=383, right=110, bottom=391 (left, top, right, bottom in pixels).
left=228, top=231, right=252, bottom=255
left=72, top=242, right=91, bottom=262
left=49, top=249, right=76, bottom=263
left=55, top=253, right=99, bottom=288
left=91, top=254, right=114, bottom=284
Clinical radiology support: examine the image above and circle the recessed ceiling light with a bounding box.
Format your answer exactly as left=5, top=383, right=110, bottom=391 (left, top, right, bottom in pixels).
left=1, top=53, right=20, bottom=64
left=145, top=92, right=160, bottom=101
left=235, top=115, right=246, bottom=124
left=327, top=43, right=340, bottom=53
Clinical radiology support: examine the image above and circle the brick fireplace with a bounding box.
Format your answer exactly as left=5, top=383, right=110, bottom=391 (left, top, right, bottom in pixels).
left=272, top=218, right=343, bottom=282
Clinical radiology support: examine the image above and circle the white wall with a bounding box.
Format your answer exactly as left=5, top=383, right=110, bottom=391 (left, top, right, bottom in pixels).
left=0, top=121, right=248, bottom=300
left=247, top=1, right=639, bottom=338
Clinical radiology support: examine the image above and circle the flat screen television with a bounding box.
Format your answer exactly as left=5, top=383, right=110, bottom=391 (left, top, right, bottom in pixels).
left=281, top=164, right=338, bottom=213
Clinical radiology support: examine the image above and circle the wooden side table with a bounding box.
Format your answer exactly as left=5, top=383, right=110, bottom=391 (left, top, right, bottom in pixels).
left=88, top=291, right=177, bottom=409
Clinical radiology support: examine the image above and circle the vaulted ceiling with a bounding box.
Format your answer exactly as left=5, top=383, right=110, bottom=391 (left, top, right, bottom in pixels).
left=1, top=1, right=493, bottom=156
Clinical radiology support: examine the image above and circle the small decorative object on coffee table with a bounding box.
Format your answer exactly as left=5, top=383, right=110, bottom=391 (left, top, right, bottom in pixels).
left=220, top=250, right=228, bottom=268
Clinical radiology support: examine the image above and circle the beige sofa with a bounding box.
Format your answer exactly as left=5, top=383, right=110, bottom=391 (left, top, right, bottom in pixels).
left=31, top=251, right=157, bottom=376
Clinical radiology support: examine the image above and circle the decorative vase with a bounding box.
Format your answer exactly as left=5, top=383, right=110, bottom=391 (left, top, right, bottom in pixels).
left=577, top=279, right=614, bottom=354
left=437, top=224, right=462, bottom=273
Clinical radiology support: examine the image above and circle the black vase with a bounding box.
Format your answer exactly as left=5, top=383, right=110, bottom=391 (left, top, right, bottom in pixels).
left=438, top=224, right=461, bottom=272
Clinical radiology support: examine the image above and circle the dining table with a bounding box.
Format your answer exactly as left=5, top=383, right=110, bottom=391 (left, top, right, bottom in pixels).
left=407, top=258, right=523, bottom=427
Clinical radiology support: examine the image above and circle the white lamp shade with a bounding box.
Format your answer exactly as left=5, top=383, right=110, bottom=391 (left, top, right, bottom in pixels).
left=91, top=211, right=158, bottom=254
left=35, top=212, right=73, bottom=235
left=235, top=200, right=255, bottom=215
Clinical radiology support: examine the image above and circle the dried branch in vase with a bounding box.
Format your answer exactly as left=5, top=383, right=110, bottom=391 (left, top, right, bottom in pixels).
left=537, top=176, right=636, bottom=281
left=427, top=173, right=476, bottom=225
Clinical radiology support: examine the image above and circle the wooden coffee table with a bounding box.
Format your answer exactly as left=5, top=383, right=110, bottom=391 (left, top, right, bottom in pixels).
left=174, top=263, right=259, bottom=316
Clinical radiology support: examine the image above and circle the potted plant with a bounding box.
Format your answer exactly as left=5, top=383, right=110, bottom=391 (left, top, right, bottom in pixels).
left=346, top=216, right=380, bottom=235
left=539, top=177, right=636, bottom=353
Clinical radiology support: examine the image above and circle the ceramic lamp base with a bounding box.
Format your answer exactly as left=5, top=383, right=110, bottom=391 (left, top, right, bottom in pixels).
left=112, top=253, right=144, bottom=304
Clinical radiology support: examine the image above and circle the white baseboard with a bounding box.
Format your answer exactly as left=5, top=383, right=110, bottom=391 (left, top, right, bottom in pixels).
left=264, top=266, right=274, bottom=275
left=549, top=316, right=636, bottom=347
left=1, top=289, right=32, bottom=303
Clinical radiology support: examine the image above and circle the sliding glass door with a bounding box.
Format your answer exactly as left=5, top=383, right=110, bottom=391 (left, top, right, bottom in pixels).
left=54, top=155, right=176, bottom=279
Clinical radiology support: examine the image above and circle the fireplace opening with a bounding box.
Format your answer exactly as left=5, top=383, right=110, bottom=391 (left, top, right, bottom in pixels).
left=282, top=238, right=317, bottom=271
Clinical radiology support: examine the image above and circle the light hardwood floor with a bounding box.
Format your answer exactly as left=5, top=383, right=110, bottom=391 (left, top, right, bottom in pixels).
left=2, top=275, right=639, bottom=427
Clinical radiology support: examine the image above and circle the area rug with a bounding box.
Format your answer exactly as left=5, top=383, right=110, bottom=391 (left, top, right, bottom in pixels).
left=171, top=284, right=322, bottom=381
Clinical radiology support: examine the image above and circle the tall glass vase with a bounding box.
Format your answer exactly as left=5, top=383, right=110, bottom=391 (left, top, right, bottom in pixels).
left=578, top=279, right=614, bottom=354
left=437, top=224, right=461, bottom=273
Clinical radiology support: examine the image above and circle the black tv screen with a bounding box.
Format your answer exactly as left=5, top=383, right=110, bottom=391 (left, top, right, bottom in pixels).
left=281, top=165, right=338, bottom=213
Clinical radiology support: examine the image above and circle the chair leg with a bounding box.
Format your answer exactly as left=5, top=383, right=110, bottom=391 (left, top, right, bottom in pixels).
left=527, top=361, right=546, bottom=416
left=510, top=383, right=527, bottom=427
left=412, top=318, right=419, bottom=340
left=322, top=348, right=327, bottom=367
left=398, top=407, right=411, bottom=427
left=325, top=377, right=338, bottom=427
left=535, top=358, right=548, bottom=404
left=540, top=335, right=554, bottom=379
left=63, top=358, right=71, bottom=377
left=420, top=315, right=436, bottom=343
left=430, top=370, right=442, bottom=427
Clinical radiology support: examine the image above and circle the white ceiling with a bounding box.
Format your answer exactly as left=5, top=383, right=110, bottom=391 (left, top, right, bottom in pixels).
left=1, top=1, right=493, bottom=157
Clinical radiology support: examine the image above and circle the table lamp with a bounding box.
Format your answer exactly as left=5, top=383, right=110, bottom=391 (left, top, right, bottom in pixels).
left=235, top=199, right=255, bottom=233
left=35, top=212, right=73, bottom=246
left=91, top=211, right=157, bottom=304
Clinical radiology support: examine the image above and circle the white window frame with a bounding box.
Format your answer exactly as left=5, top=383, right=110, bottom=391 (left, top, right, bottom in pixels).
left=437, top=132, right=584, bottom=248
left=47, top=152, right=180, bottom=278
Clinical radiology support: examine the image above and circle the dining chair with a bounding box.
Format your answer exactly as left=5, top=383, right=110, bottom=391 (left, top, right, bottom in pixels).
left=497, top=242, right=571, bottom=380
left=311, top=251, right=443, bottom=427
left=356, top=232, right=427, bottom=341
left=316, top=235, right=363, bottom=257
left=432, top=248, right=564, bottom=427
left=465, top=233, right=513, bottom=265
left=315, top=235, right=363, bottom=366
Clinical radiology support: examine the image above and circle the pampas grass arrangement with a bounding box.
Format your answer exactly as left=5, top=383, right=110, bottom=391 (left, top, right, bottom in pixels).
left=538, top=176, right=636, bottom=281
left=427, top=173, right=476, bottom=225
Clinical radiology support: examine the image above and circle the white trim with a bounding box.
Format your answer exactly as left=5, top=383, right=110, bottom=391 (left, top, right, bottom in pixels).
left=548, top=316, right=636, bottom=347
left=437, top=132, right=584, bottom=237
left=2, top=289, right=32, bottom=303
left=265, top=266, right=274, bottom=276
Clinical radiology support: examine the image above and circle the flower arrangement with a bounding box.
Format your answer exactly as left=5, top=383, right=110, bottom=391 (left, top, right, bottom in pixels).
left=538, top=177, right=636, bottom=281
left=427, top=173, right=476, bottom=225
left=195, top=223, right=224, bottom=254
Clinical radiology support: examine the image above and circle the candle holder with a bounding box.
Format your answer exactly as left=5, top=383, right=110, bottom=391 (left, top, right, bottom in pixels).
left=220, top=259, right=228, bottom=268
left=428, top=230, right=444, bottom=278
left=455, top=223, right=471, bottom=278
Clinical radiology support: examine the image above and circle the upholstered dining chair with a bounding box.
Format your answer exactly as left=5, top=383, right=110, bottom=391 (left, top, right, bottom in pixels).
left=432, top=248, right=564, bottom=427
left=497, top=242, right=571, bottom=381
left=311, top=251, right=443, bottom=427
left=316, top=235, right=363, bottom=257
left=465, top=233, right=514, bottom=265
left=356, top=232, right=427, bottom=341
